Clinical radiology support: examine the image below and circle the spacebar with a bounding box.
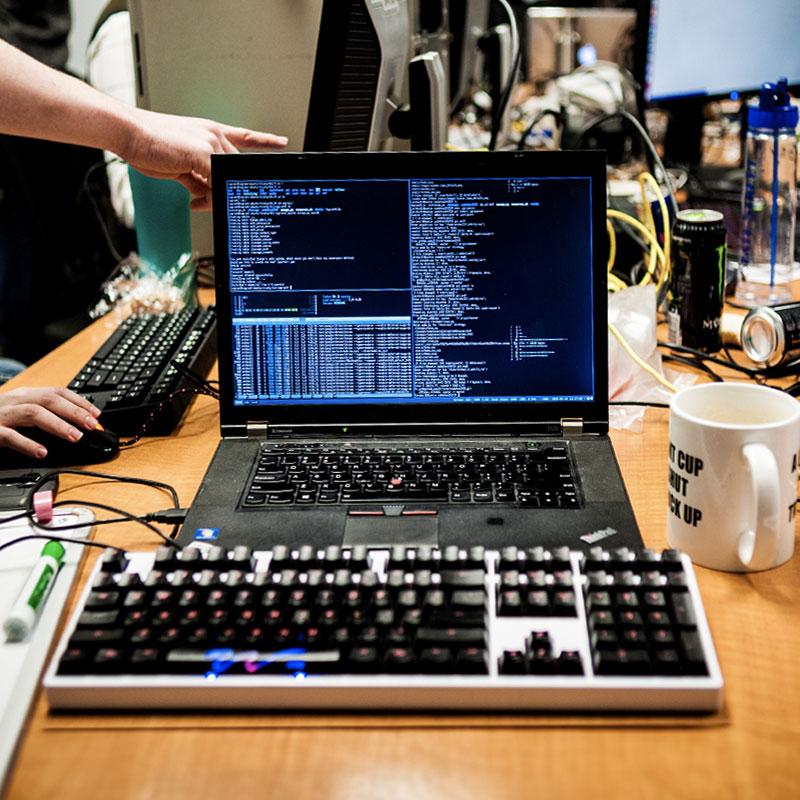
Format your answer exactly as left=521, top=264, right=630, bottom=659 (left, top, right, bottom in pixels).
left=345, top=491, right=449, bottom=503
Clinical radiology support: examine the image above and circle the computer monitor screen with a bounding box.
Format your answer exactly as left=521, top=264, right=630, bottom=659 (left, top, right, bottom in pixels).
left=642, top=0, right=800, bottom=102
left=222, top=172, right=595, bottom=408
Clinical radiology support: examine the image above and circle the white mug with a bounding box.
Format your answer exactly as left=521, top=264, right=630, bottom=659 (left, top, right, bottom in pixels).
left=667, top=382, right=800, bottom=572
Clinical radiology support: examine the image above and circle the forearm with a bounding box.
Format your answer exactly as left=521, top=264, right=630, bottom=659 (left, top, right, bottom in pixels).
left=0, top=39, right=136, bottom=157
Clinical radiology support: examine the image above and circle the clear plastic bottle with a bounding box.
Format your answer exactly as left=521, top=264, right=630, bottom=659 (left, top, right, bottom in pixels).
left=735, top=78, right=799, bottom=307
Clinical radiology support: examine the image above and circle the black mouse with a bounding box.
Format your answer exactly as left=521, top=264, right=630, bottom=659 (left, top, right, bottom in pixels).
left=0, top=425, right=120, bottom=468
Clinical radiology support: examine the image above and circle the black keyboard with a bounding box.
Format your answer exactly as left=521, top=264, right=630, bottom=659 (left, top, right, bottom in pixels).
left=68, top=307, right=217, bottom=435
left=242, top=443, right=580, bottom=508
left=45, top=544, right=723, bottom=711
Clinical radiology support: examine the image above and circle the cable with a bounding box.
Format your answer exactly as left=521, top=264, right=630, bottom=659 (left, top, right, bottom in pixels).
left=516, top=108, right=564, bottom=151
left=82, top=158, right=125, bottom=263
left=574, top=110, right=678, bottom=218
left=22, top=469, right=185, bottom=547
left=488, top=0, right=521, bottom=151
left=607, top=208, right=667, bottom=285
left=170, top=360, right=220, bottom=400
left=119, top=384, right=220, bottom=448
left=610, top=401, right=670, bottom=409
left=656, top=341, right=764, bottom=378
left=0, top=533, right=124, bottom=557
left=606, top=218, right=617, bottom=273
left=638, top=171, right=671, bottom=291
left=661, top=353, right=723, bottom=382
left=608, top=321, right=679, bottom=393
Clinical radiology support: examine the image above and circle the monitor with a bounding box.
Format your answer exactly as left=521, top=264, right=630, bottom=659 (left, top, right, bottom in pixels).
left=639, top=0, right=800, bottom=103
left=448, top=0, right=491, bottom=110
left=128, top=0, right=412, bottom=257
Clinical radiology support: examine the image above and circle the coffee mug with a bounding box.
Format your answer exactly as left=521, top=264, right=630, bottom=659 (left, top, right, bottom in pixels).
left=667, top=382, right=800, bottom=572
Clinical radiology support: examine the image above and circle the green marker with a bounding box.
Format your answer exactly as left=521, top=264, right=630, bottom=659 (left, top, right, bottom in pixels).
left=3, top=540, right=65, bottom=643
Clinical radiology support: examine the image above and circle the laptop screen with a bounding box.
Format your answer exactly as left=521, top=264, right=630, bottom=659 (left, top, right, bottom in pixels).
left=212, top=151, right=608, bottom=433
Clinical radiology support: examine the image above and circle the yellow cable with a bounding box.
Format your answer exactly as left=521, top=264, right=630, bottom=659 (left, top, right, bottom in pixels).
left=608, top=321, right=678, bottom=393
left=608, top=274, right=627, bottom=292
left=638, top=171, right=671, bottom=290
left=637, top=179, right=659, bottom=284
left=607, top=209, right=666, bottom=283
left=606, top=218, right=617, bottom=273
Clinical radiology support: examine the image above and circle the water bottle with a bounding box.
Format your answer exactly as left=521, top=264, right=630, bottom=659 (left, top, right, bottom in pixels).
left=735, top=78, right=798, bottom=307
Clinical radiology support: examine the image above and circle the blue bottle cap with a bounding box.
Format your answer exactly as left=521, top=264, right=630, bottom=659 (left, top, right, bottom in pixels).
left=748, top=78, right=799, bottom=130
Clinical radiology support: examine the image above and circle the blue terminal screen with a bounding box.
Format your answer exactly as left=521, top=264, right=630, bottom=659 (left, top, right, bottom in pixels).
left=225, top=175, right=595, bottom=407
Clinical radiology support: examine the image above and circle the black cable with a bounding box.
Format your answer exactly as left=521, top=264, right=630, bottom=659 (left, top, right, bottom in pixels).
left=119, top=384, right=220, bottom=448
left=516, top=108, right=564, bottom=151
left=29, top=468, right=179, bottom=510
left=42, top=498, right=180, bottom=547
left=488, top=0, right=522, bottom=151
left=610, top=401, right=669, bottom=408
left=170, top=360, right=220, bottom=399
left=572, top=109, right=678, bottom=217
left=656, top=341, right=763, bottom=377
left=661, top=353, right=723, bottom=382
left=0, top=533, right=125, bottom=557
left=82, top=158, right=125, bottom=263
left=25, top=468, right=184, bottom=546
left=0, top=509, right=35, bottom=526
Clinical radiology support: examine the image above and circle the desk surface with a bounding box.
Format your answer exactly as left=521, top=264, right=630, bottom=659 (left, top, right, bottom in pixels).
left=2, top=311, right=799, bottom=800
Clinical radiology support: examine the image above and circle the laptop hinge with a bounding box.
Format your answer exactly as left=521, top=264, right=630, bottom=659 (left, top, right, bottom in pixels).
left=560, top=418, right=584, bottom=437
left=246, top=422, right=269, bottom=439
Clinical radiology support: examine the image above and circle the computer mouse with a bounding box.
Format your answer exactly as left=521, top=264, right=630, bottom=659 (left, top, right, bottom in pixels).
left=0, top=425, right=120, bottom=468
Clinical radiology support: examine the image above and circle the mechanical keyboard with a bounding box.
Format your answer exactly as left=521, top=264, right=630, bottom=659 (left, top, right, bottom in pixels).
left=243, top=442, right=579, bottom=508
left=68, top=307, right=217, bottom=435
left=45, top=543, right=723, bottom=711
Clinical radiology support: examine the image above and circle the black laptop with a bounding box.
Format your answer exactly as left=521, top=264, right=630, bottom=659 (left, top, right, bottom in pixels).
left=179, top=150, right=641, bottom=551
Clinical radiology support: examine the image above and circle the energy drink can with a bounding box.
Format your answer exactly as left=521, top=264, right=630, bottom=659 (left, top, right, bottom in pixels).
left=741, top=302, right=800, bottom=367
left=667, top=209, right=727, bottom=352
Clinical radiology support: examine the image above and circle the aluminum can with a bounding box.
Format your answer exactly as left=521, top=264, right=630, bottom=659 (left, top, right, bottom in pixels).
left=667, top=209, right=727, bottom=352
left=741, top=302, right=800, bottom=367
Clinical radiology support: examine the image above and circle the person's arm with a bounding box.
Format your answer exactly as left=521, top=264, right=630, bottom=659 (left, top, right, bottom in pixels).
left=0, top=38, right=287, bottom=209
left=0, top=388, right=101, bottom=458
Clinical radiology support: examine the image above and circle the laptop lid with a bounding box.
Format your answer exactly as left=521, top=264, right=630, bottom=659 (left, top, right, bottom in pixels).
left=211, top=150, right=608, bottom=438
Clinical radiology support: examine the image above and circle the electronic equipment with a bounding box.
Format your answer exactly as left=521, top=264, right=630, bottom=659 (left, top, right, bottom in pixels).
left=128, top=0, right=412, bottom=257
left=448, top=0, right=491, bottom=110
left=44, top=543, right=724, bottom=712
left=0, top=427, right=119, bottom=469
left=634, top=0, right=800, bottom=164
left=178, top=149, right=642, bottom=552
left=0, top=470, right=58, bottom=511
left=240, top=442, right=578, bottom=509
left=67, top=307, right=217, bottom=436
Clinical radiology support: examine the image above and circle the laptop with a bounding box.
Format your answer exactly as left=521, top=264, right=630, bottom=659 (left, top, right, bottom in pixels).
left=179, top=149, right=641, bottom=551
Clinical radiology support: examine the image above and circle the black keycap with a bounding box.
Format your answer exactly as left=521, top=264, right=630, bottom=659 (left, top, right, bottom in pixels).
left=414, top=627, right=486, bottom=647
left=594, top=647, right=652, bottom=676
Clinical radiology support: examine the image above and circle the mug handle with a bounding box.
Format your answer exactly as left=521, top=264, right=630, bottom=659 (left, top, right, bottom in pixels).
left=738, top=443, right=781, bottom=571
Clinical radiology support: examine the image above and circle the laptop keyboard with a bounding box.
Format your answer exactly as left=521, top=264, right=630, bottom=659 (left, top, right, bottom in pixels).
left=242, top=443, right=581, bottom=508
left=45, top=544, right=723, bottom=711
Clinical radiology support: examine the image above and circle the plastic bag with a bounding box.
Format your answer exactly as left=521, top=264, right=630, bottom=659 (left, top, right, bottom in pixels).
left=90, top=252, right=197, bottom=321
left=608, top=284, right=695, bottom=431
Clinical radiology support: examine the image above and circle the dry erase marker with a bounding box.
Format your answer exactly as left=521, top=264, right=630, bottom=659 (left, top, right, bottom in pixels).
left=3, top=540, right=65, bottom=643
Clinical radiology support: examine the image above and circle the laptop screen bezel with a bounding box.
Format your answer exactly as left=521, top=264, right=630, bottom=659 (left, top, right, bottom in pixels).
left=211, top=150, right=609, bottom=434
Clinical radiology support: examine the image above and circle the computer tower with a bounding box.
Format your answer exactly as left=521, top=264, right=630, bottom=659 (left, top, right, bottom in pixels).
left=128, top=0, right=411, bottom=257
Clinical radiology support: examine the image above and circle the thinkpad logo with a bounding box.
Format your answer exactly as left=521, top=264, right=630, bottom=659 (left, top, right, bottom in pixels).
left=580, top=527, right=618, bottom=544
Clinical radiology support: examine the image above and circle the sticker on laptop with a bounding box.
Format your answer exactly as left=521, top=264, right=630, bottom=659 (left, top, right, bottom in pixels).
left=194, top=527, right=220, bottom=541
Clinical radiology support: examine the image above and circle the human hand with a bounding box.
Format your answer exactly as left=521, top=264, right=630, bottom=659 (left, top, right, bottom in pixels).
left=120, top=108, right=288, bottom=210
left=0, top=388, right=101, bottom=458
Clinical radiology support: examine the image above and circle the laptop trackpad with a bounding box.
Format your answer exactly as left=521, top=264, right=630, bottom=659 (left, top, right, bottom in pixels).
left=343, top=515, right=439, bottom=547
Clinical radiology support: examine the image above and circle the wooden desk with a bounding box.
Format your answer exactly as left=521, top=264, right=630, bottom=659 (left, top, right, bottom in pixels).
left=2, top=314, right=799, bottom=800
